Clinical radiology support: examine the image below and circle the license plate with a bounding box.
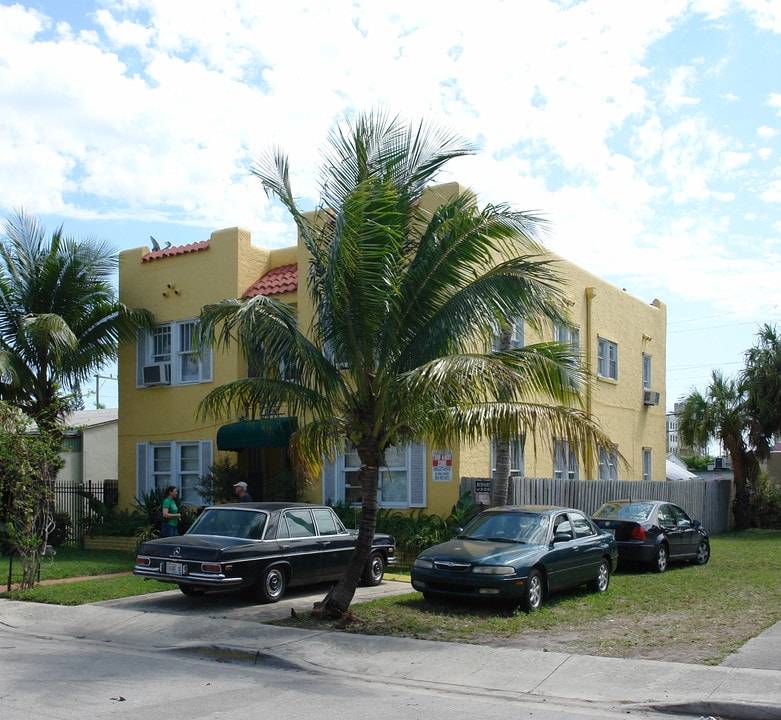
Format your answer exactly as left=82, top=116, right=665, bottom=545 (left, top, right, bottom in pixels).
left=165, top=561, right=186, bottom=575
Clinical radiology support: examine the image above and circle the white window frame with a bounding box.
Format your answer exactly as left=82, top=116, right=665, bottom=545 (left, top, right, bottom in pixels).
left=597, top=337, right=618, bottom=380
left=553, top=439, right=579, bottom=480
left=642, top=353, right=652, bottom=389
left=321, top=442, right=426, bottom=509
left=598, top=446, right=619, bottom=481
left=492, top=316, right=524, bottom=350
left=136, top=440, right=213, bottom=505
left=136, top=319, right=213, bottom=387
left=490, top=434, right=525, bottom=478
left=643, top=448, right=652, bottom=482
left=554, top=323, right=580, bottom=356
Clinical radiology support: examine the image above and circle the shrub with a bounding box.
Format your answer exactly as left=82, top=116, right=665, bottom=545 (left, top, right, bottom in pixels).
left=195, top=457, right=246, bottom=505
left=87, top=509, right=147, bottom=537
left=329, top=492, right=481, bottom=564
left=48, top=512, right=71, bottom=548
left=750, top=470, right=781, bottom=529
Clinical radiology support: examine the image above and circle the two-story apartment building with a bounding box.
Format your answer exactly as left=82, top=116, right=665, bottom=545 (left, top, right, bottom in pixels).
left=118, top=185, right=667, bottom=516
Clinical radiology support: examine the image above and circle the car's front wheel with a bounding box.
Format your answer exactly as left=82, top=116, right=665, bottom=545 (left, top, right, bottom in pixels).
left=521, top=569, right=544, bottom=612
left=588, top=558, right=611, bottom=593
left=255, top=566, right=287, bottom=603
left=652, top=543, right=669, bottom=573
left=360, top=551, right=385, bottom=586
left=695, top=539, right=711, bottom=565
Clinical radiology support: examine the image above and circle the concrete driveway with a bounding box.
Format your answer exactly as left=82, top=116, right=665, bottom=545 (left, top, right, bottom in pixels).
left=97, top=576, right=416, bottom=622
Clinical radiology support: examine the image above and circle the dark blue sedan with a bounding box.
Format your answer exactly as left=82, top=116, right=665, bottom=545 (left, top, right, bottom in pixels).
left=410, top=505, right=617, bottom=611
left=592, top=500, right=710, bottom=573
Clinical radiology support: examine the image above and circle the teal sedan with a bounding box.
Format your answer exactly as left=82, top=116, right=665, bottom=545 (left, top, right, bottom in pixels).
left=411, top=505, right=617, bottom=611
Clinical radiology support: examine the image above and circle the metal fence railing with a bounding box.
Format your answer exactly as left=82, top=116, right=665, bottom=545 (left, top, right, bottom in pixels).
left=52, top=480, right=119, bottom=547
left=460, top=476, right=733, bottom=534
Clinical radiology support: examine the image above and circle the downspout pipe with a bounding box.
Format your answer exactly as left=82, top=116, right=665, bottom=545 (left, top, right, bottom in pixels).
left=585, top=287, right=596, bottom=478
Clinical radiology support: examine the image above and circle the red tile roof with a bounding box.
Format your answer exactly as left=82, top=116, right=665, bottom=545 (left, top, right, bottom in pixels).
left=244, top=263, right=298, bottom=297
left=141, top=240, right=210, bottom=262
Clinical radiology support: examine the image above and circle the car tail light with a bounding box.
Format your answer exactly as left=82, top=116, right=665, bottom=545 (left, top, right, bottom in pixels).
left=630, top=526, right=646, bottom=541
left=136, top=556, right=150, bottom=566
left=201, top=564, right=221, bottom=573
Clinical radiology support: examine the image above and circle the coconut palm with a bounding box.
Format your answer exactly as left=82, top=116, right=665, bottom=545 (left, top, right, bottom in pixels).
left=742, top=323, right=781, bottom=457
left=678, top=370, right=758, bottom=530
left=197, top=110, right=613, bottom=616
left=0, top=210, right=149, bottom=431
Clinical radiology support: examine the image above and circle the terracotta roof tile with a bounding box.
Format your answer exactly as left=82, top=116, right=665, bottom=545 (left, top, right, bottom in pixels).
left=244, top=263, right=298, bottom=297
left=141, top=240, right=210, bottom=262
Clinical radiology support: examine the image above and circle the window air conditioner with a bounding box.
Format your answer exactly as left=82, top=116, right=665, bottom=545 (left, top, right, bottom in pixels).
left=643, top=389, right=660, bottom=406
left=142, top=363, right=171, bottom=386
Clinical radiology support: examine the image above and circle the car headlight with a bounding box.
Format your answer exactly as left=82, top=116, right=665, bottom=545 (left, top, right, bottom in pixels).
left=413, top=558, right=434, bottom=570
left=472, top=565, right=515, bottom=575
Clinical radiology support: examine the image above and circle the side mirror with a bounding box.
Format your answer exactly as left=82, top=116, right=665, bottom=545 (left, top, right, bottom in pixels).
left=553, top=532, right=573, bottom=543
left=454, top=527, right=463, bottom=537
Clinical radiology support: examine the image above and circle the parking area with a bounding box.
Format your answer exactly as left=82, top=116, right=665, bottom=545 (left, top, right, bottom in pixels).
left=96, top=577, right=415, bottom=623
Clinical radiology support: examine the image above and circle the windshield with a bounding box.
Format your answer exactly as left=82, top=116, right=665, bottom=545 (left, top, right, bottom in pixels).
left=593, top=502, right=654, bottom=521
left=187, top=508, right=267, bottom=539
left=460, top=511, right=551, bottom=545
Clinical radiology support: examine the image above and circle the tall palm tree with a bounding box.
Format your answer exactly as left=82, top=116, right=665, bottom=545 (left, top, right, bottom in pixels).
left=0, top=210, right=149, bottom=432
left=678, top=370, right=758, bottom=530
left=742, top=323, right=781, bottom=457
left=197, top=110, right=613, bottom=616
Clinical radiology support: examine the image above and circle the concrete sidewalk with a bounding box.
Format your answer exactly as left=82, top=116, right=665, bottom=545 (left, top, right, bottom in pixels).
left=1, top=591, right=779, bottom=720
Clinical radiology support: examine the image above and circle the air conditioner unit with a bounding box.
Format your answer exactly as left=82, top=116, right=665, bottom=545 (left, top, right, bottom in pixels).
left=142, top=363, right=171, bottom=386
left=643, top=389, right=660, bottom=406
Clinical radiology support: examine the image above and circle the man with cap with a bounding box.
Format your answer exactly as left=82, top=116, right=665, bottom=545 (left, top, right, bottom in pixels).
left=233, top=481, right=252, bottom=503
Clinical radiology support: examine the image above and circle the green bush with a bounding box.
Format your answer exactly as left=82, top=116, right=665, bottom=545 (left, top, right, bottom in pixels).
left=48, top=512, right=71, bottom=547
left=87, top=509, right=147, bottom=537
left=329, top=492, right=481, bottom=562
left=195, top=458, right=246, bottom=505
left=750, top=471, right=781, bottom=529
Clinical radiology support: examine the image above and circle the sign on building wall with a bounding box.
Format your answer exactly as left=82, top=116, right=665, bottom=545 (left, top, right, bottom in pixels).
left=432, top=450, right=453, bottom=482
left=474, top=479, right=492, bottom=505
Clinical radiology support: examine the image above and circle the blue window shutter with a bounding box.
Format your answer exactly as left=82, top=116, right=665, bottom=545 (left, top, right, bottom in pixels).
left=136, top=443, right=148, bottom=498
left=409, top=441, right=426, bottom=507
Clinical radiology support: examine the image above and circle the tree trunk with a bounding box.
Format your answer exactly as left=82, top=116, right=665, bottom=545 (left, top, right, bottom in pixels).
left=724, top=435, right=757, bottom=531
left=316, top=441, right=381, bottom=618
left=492, top=327, right=513, bottom=507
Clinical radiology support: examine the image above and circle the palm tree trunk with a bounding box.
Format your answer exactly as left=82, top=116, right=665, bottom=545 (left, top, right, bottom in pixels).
left=316, top=441, right=381, bottom=617
left=492, top=327, right=513, bottom=506
left=724, top=436, right=757, bottom=531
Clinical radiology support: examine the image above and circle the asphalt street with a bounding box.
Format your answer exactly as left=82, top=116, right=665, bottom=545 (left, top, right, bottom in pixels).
left=1, top=579, right=780, bottom=719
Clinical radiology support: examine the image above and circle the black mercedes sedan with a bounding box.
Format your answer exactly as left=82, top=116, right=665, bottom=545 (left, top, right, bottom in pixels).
left=134, top=502, right=396, bottom=602
left=592, top=500, right=710, bottom=573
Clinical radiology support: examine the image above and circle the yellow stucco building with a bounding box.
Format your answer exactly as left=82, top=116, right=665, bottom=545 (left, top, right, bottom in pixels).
left=118, top=187, right=667, bottom=516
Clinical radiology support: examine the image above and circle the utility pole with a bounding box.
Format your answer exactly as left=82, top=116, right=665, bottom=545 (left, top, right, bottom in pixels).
left=94, top=374, right=117, bottom=408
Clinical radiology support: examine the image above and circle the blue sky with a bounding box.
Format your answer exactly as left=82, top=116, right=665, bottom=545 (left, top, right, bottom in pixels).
left=1, top=0, right=780, bottom=410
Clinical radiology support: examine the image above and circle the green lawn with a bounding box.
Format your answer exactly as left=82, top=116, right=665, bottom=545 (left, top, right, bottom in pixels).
left=281, top=529, right=781, bottom=665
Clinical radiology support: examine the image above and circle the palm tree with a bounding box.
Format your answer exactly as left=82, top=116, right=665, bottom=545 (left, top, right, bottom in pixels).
left=0, top=210, right=149, bottom=432
left=197, top=110, right=613, bottom=616
left=742, top=323, right=781, bottom=457
left=678, top=370, right=758, bottom=530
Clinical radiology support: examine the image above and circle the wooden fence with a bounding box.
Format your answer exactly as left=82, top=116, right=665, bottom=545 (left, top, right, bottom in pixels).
left=460, top=476, right=733, bottom=534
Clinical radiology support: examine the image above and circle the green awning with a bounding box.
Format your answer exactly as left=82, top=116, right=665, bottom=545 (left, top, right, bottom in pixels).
left=217, top=417, right=297, bottom=450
